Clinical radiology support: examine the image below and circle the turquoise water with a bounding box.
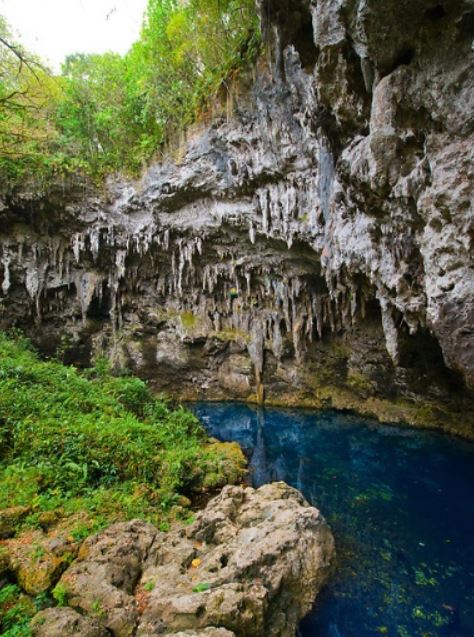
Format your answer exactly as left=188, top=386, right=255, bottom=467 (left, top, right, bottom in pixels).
left=191, top=403, right=474, bottom=637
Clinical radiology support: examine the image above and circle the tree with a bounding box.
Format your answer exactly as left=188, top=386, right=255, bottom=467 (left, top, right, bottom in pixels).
left=0, top=0, right=261, bottom=181
left=0, top=16, right=63, bottom=182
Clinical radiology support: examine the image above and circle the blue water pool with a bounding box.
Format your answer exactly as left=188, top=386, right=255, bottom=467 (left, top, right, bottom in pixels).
left=191, top=403, right=474, bottom=637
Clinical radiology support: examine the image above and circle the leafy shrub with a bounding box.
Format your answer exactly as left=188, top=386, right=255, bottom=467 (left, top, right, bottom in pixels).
left=0, top=332, right=245, bottom=530
left=102, top=375, right=154, bottom=417
left=0, top=584, right=34, bottom=636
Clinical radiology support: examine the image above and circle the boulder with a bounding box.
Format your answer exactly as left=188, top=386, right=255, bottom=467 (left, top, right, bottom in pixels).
left=31, top=607, right=109, bottom=637
left=138, top=482, right=334, bottom=637
left=6, top=527, right=80, bottom=595
left=48, top=482, right=334, bottom=637
left=0, top=506, right=30, bottom=539
left=57, top=519, right=157, bottom=637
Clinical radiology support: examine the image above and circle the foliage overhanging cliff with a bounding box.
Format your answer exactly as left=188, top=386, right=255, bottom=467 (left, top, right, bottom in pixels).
left=0, top=0, right=473, bottom=436
left=0, top=0, right=260, bottom=180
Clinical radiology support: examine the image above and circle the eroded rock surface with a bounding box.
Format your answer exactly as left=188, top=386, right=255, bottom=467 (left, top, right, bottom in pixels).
left=166, top=631, right=235, bottom=637
left=0, top=0, right=473, bottom=435
left=31, top=607, right=109, bottom=637
left=60, top=520, right=156, bottom=637
left=43, top=482, right=334, bottom=637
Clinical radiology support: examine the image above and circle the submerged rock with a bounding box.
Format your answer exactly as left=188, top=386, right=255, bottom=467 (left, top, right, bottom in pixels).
left=43, top=482, right=334, bottom=637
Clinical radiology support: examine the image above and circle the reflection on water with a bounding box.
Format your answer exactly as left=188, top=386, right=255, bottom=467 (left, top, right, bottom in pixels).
left=191, top=403, right=474, bottom=637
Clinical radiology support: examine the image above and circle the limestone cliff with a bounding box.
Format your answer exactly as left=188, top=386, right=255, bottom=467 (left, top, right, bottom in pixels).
left=0, top=0, right=473, bottom=436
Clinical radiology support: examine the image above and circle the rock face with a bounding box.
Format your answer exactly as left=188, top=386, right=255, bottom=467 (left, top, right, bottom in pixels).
left=32, top=483, right=334, bottom=637
left=0, top=0, right=473, bottom=435
left=31, top=608, right=109, bottom=637
left=0, top=506, right=30, bottom=539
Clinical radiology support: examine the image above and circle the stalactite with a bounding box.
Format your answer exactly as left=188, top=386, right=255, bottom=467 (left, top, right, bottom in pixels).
left=89, top=229, right=100, bottom=262
left=249, top=221, right=256, bottom=245
left=75, top=271, right=101, bottom=325
left=1, top=247, right=11, bottom=295
left=272, top=317, right=284, bottom=361
left=379, top=295, right=400, bottom=364
left=72, top=234, right=85, bottom=263
left=318, top=134, right=335, bottom=222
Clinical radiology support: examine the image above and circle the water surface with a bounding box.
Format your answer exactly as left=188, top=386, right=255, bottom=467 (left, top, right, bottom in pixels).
left=191, top=403, right=474, bottom=637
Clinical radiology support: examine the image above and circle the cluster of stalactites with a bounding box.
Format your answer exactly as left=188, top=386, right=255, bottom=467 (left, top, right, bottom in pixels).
left=154, top=257, right=371, bottom=368
left=0, top=209, right=404, bottom=368
left=0, top=222, right=167, bottom=326
left=250, top=176, right=324, bottom=249
left=71, top=226, right=210, bottom=328
left=0, top=223, right=371, bottom=343
left=0, top=239, right=65, bottom=321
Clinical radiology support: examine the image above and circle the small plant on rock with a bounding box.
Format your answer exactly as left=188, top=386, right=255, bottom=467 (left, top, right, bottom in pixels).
left=52, top=583, right=69, bottom=607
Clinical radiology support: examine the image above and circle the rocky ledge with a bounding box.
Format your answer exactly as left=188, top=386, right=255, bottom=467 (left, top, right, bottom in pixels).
left=30, top=483, right=334, bottom=637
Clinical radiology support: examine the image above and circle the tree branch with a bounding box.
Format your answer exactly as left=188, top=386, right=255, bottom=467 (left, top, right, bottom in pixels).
left=0, top=36, right=43, bottom=82
left=0, top=88, right=28, bottom=105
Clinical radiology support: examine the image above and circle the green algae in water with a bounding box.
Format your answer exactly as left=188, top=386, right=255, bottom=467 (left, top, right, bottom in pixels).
left=192, top=403, right=474, bottom=637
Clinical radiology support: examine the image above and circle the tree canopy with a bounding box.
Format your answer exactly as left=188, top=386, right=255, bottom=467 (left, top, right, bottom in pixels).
left=0, top=0, right=260, bottom=184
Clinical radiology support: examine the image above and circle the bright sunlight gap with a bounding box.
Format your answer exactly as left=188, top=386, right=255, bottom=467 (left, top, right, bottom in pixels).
left=0, top=0, right=148, bottom=71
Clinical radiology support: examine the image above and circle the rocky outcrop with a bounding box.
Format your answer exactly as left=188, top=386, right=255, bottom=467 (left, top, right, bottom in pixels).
left=0, top=512, right=96, bottom=595
left=0, top=0, right=473, bottom=435
left=31, top=483, right=334, bottom=637
left=31, top=608, right=109, bottom=637
left=32, top=610, right=235, bottom=637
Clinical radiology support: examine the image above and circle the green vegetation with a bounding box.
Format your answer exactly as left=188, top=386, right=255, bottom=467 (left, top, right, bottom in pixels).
left=51, top=584, right=68, bottom=608
left=180, top=311, right=198, bottom=330
left=0, top=332, right=245, bottom=530
left=213, top=328, right=251, bottom=343
left=143, top=581, right=155, bottom=592
left=0, top=584, right=34, bottom=637
left=0, top=332, right=245, bottom=634
left=0, top=16, right=68, bottom=186
left=0, top=0, right=260, bottom=183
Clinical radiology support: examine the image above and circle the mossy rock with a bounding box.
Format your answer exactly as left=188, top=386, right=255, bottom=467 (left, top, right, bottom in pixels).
left=180, top=311, right=198, bottom=330
left=346, top=370, right=376, bottom=397
left=38, top=510, right=64, bottom=531
left=0, top=544, right=10, bottom=575
left=0, top=506, right=31, bottom=539
left=6, top=520, right=83, bottom=595
left=15, top=553, right=68, bottom=595
left=193, top=441, right=248, bottom=491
